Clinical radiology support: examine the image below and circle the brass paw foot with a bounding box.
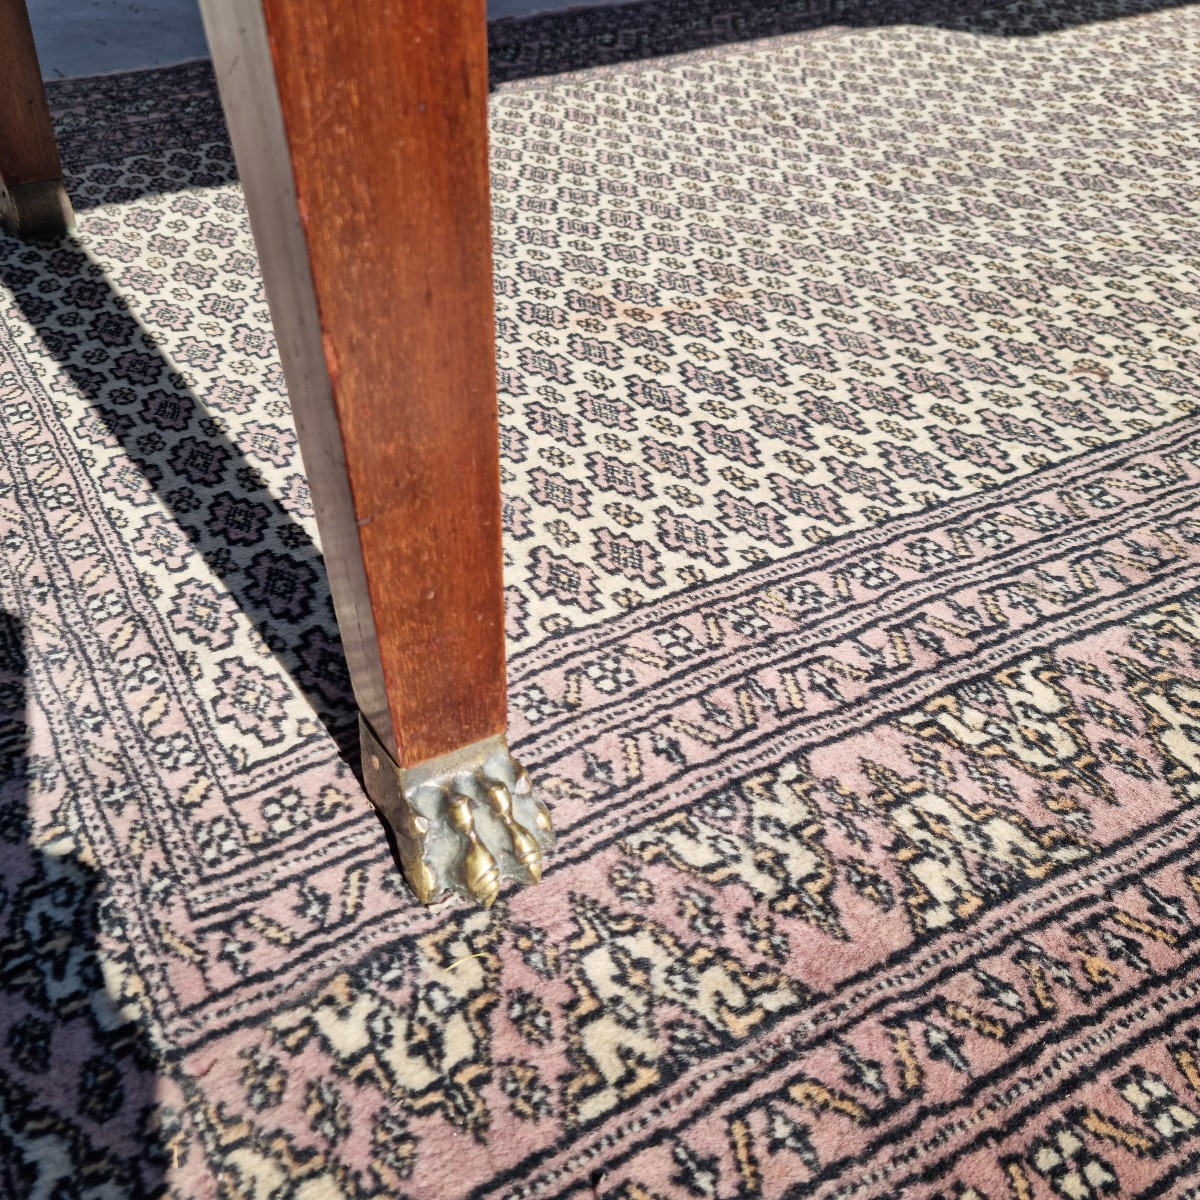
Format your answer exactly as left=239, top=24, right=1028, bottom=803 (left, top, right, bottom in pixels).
left=360, top=716, right=554, bottom=907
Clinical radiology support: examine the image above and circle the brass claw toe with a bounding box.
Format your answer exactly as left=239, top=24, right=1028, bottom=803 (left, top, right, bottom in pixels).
left=397, top=809, right=439, bottom=906
left=447, top=791, right=502, bottom=908
left=487, top=782, right=543, bottom=883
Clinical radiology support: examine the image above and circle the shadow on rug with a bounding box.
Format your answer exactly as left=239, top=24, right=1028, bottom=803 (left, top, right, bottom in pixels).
left=486, top=0, right=1198, bottom=82
left=2, top=0, right=1200, bottom=1195
left=0, top=607, right=167, bottom=1195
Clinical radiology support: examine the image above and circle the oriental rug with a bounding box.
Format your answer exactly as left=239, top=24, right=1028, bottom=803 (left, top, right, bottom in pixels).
left=3, top=0, right=1200, bottom=1196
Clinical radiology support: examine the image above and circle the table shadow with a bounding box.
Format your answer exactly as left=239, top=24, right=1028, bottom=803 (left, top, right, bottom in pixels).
left=0, top=237, right=358, bottom=764
left=0, top=606, right=168, bottom=1198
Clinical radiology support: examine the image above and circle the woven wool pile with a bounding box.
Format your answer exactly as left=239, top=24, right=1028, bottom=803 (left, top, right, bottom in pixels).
left=3, top=0, right=1200, bottom=1196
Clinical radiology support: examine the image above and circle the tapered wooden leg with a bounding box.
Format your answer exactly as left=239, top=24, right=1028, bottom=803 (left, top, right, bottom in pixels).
left=199, top=0, right=553, bottom=905
left=0, top=0, right=74, bottom=237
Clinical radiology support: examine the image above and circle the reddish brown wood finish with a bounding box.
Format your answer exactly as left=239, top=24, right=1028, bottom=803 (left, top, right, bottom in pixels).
left=209, top=0, right=507, bottom=768
left=0, top=0, right=72, bottom=236
left=0, top=0, right=59, bottom=186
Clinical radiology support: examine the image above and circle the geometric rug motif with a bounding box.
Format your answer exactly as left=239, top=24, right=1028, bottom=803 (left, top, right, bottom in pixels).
left=1, top=0, right=1200, bottom=1196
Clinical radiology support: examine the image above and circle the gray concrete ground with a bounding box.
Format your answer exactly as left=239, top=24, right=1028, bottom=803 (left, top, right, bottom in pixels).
left=29, top=0, right=620, bottom=79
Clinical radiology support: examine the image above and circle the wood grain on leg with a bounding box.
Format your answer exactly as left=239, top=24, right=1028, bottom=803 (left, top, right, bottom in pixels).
left=0, top=0, right=73, bottom=237
left=200, top=1, right=553, bottom=904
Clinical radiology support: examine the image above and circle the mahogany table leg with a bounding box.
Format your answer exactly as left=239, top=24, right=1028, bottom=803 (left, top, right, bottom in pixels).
left=0, top=0, right=74, bottom=237
left=199, top=0, right=553, bottom=906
